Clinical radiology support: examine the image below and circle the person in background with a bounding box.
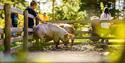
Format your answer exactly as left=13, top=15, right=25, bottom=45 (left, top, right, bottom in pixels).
left=99, top=7, right=112, bottom=46
left=100, top=7, right=112, bottom=29
left=100, top=7, right=112, bottom=21
left=11, top=12, right=18, bottom=37
left=11, top=12, right=18, bottom=27
left=41, top=12, right=49, bottom=22
left=25, top=1, right=45, bottom=28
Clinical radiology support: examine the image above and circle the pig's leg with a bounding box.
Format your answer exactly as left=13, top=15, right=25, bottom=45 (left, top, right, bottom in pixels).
left=42, top=38, right=47, bottom=49
left=69, top=34, right=75, bottom=46
left=62, top=39, right=69, bottom=48
left=71, top=39, right=74, bottom=46
left=54, top=39, right=60, bottom=49
left=37, top=35, right=46, bottom=50
left=33, top=35, right=42, bottom=50
left=64, top=41, right=69, bottom=48
left=36, top=37, right=41, bottom=49
left=34, top=34, right=44, bottom=50
left=33, top=32, right=40, bottom=49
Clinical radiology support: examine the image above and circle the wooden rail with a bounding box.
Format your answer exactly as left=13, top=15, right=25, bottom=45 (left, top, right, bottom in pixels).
left=49, top=20, right=90, bottom=24
left=0, top=4, right=34, bottom=18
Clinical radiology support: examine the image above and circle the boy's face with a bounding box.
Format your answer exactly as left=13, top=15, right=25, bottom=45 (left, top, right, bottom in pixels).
left=32, top=5, right=37, bottom=9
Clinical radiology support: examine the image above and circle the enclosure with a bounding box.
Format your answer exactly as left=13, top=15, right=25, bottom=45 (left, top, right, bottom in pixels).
left=0, top=0, right=125, bottom=63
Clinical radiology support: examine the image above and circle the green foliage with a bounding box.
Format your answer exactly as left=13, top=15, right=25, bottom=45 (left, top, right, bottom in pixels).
left=100, top=2, right=104, bottom=12
left=0, top=46, right=4, bottom=51
left=54, top=0, right=87, bottom=20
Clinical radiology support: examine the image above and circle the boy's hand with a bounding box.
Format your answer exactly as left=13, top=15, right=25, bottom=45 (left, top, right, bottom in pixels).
left=42, top=21, right=47, bottom=24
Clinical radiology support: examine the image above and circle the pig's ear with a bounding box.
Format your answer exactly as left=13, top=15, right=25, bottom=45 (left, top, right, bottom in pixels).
left=60, top=25, right=64, bottom=28
left=67, top=33, right=74, bottom=39
left=64, top=34, right=68, bottom=38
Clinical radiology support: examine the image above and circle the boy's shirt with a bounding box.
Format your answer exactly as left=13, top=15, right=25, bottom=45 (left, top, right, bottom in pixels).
left=25, top=7, right=37, bottom=28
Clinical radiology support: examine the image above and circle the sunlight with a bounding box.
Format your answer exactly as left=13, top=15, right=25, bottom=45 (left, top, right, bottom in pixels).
left=39, top=0, right=63, bottom=13
left=115, top=0, right=124, bottom=10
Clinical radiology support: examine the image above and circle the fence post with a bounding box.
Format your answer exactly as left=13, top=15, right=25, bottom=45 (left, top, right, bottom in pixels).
left=52, top=0, right=55, bottom=21
left=4, top=3, right=11, bottom=55
left=23, top=10, right=28, bottom=51
left=117, top=39, right=125, bottom=63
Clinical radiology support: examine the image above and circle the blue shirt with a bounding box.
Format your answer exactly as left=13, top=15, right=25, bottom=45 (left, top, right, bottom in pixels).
left=11, top=13, right=18, bottom=27
left=25, top=7, right=37, bottom=28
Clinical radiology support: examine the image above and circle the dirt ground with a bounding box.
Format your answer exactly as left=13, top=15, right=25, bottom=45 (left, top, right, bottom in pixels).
left=27, top=44, right=109, bottom=63
left=0, top=44, right=110, bottom=63
left=27, top=51, right=104, bottom=63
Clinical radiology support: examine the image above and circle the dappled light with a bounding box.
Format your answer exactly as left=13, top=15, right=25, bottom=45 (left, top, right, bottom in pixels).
left=0, top=0, right=125, bottom=63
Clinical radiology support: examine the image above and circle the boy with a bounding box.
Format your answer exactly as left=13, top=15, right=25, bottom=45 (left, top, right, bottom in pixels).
left=25, top=1, right=45, bottom=28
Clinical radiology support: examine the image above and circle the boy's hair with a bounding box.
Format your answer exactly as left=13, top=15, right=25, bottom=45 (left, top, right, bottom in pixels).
left=30, top=1, right=37, bottom=6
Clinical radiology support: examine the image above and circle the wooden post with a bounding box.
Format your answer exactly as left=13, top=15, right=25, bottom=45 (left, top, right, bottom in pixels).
left=52, top=0, right=55, bottom=21
left=4, top=3, right=11, bottom=55
left=23, top=10, right=28, bottom=51
left=117, top=39, right=125, bottom=63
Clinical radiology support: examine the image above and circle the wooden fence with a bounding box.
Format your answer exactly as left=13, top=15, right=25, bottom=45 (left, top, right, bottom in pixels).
left=0, top=3, right=34, bottom=55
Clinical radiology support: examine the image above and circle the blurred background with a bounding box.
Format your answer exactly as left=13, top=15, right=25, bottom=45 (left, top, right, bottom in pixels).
left=0, top=0, right=125, bottom=63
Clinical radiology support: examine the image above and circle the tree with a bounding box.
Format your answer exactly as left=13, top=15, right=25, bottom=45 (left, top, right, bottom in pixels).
left=53, top=0, right=87, bottom=20
left=80, top=0, right=116, bottom=16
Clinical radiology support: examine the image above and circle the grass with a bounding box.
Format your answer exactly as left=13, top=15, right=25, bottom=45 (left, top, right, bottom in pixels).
left=0, top=41, right=22, bottom=52
left=0, top=46, right=4, bottom=51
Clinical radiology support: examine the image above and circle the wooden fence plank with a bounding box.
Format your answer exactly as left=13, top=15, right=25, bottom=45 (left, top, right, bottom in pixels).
left=0, top=4, right=34, bottom=18
left=23, top=10, right=28, bottom=51
left=0, top=5, right=3, bottom=10
left=75, top=31, right=90, bottom=34
left=50, top=20, right=90, bottom=24
left=11, top=7, right=23, bottom=14
left=4, top=3, right=11, bottom=55
left=11, top=36, right=23, bottom=42
left=0, top=40, right=3, bottom=46
left=10, top=44, right=22, bottom=54
left=0, top=28, right=33, bottom=35
left=0, top=28, right=3, bottom=34
left=11, top=27, right=23, bottom=33
left=11, top=7, right=34, bottom=18
left=28, top=28, right=33, bottom=32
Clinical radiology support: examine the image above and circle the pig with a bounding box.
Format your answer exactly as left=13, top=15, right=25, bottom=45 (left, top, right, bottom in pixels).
left=33, top=23, right=70, bottom=48
left=54, top=23, right=75, bottom=46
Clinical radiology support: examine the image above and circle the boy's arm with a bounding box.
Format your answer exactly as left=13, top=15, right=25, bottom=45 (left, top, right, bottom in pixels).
left=36, top=15, right=46, bottom=23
